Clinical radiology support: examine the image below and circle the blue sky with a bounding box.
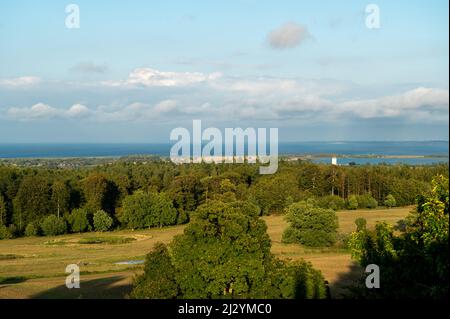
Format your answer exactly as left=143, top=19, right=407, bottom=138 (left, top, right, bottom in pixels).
left=0, top=0, right=448, bottom=142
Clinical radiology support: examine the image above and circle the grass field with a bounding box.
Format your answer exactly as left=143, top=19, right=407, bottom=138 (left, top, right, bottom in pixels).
left=0, top=206, right=411, bottom=299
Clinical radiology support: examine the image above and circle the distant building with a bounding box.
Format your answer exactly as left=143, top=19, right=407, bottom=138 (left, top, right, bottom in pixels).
left=331, top=156, right=337, bottom=165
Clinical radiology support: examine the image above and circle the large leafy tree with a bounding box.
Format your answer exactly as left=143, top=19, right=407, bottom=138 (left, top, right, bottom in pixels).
left=132, top=199, right=328, bottom=299
left=120, top=191, right=178, bottom=229
left=282, top=200, right=339, bottom=247
left=13, top=175, right=51, bottom=229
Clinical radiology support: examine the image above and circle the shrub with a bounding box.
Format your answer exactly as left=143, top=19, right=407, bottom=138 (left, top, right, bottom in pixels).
left=0, top=225, right=12, bottom=240
left=355, top=217, right=367, bottom=232
left=281, top=226, right=298, bottom=244
left=356, top=194, right=378, bottom=209
left=347, top=195, right=359, bottom=210
left=384, top=194, right=397, bottom=208
left=40, top=215, right=67, bottom=236
left=93, top=210, right=113, bottom=232
left=176, top=210, right=189, bottom=225
left=282, top=201, right=339, bottom=247
left=69, top=208, right=90, bottom=233
left=319, top=195, right=346, bottom=210
left=24, top=223, right=39, bottom=237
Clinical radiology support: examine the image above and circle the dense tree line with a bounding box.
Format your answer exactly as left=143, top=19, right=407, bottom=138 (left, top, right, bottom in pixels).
left=0, top=160, right=447, bottom=239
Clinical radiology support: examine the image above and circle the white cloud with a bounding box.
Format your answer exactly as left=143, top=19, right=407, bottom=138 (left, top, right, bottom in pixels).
left=266, top=22, right=311, bottom=49
left=66, top=104, right=91, bottom=117
left=337, top=87, right=449, bottom=119
left=103, top=68, right=222, bottom=87
left=153, top=100, right=178, bottom=113
left=3, top=69, right=447, bottom=125
left=7, top=103, right=58, bottom=120
left=6, top=103, right=93, bottom=121
left=0, top=76, right=41, bottom=87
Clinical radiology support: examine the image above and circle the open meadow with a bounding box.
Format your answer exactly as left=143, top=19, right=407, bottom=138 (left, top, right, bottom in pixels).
left=0, top=206, right=411, bottom=299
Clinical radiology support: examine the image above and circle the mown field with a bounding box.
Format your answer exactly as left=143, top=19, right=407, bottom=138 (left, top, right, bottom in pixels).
left=0, top=206, right=411, bottom=299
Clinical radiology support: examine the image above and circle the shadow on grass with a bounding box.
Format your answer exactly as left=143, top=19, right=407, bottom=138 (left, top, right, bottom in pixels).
left=31, top=275, right=133, bottom=299
left=328, top=262, right=364, bottom=299
left=0, top=276, right=28, bottom=285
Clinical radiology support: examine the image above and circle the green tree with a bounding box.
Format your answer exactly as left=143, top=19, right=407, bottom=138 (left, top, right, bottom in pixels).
left=93, top=210, right=113, bottom=232
left=40, top=215, right=67, bottom=236
left=121, top=191, right=177, bottom=229
left=348, top=175, right=449, bottom=298
left=24, top=223, right=39, bottom=237
left=384, top=194, right=396, bottom=208
left=51, top=180, right=70, bottom=217
left=130, top=243, right=179, bottom=299
left=0, top=224, right=12, bottom=240
left=81, top=174, right=108, bottom=213
left=347, top=195, right=359, bottom=210
left=69, top=208, right=90, bottom=233
left=354, top=217, right=367, bottom=232
left=132, top=199, right=327, bottom=299
left=0, top=195, right=7, bottom=226
left=13, top=175, right=51, bottom=230
left=282, top=201, right=339, bottom=247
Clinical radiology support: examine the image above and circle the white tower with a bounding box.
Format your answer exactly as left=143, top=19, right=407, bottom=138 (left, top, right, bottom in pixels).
left=331, top=156, right=337, bottom=166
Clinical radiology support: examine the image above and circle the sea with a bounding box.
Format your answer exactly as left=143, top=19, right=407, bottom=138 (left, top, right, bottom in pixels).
left=0, top=141, right=448, bottom=165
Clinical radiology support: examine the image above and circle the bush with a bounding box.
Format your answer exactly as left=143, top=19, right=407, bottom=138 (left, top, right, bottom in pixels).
left=281, top=226, right=298, bottom=244
left=355, top=217, right=367, bottom=232
left=40, top=215, right=67, bottom=236
left=347, top=195, right=359, bottom=210
left=176, top=210, right=189, bottom=225
left=93, top=210, right=113, bottom=232
left=384, top=194, right=397, bottom=208
left=69, top=208, right=90, bottom=233
left=282, top=201, right=339, bottom=247
left=24, top=223, right=39, bottom=237
left=0, top=225, right=12, bottom=240
left=318, top=195, right=346, bottom=210
left=356, top=194, right=378, bottom=209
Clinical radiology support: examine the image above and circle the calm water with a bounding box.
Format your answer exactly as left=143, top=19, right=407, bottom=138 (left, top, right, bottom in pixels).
left=0, top=141, right=448, bottom=165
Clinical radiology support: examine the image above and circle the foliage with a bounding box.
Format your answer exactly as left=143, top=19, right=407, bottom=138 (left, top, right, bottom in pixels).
left=68, top=208, right=90, bottom=233
left=13, top=175, right=51, bottom=230
left=356, top=193, right=378, bottom=209
left=93, top=210, right=113, bottom=232
left=131, top=199, right=328, bottom=299
left=120, top=191, right=178, bottom=229
left=347, top=195, right=359, bottom=210
left=354, top=217, right=367, bottom=232
left=130, top=243, right=179, bottom=299
left=317, top=195, right=346, bottom=210
left=0, top=161, right=446, bottom=238
left=40, top=215, right=67, bottom=236
left=384, top=194, right=397, bottom=208
left=24, top=223, right=39, bottom=237
left=0, top=195, right=7, bottom=226
left=348, top=175, right=449, bottom=298
left=0, top=224, right=12, bottom=240
left=282, top=201, right=339, bottom=247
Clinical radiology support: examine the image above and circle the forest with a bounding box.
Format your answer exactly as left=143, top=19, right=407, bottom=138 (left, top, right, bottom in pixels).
left=0, top=160, right=447, bottom=238
left=0, top=160, right=448, bottom=299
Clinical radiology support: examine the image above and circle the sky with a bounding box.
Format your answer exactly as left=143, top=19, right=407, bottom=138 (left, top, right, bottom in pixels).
left=0, top=0, right=448, bottom=143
